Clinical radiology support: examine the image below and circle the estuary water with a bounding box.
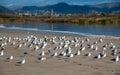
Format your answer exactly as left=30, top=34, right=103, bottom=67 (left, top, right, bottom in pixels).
left=0, top=23, right=120, bottom=37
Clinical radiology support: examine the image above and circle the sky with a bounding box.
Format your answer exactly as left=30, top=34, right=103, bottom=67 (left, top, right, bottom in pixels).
left=0, top=0, right=120, bottom=7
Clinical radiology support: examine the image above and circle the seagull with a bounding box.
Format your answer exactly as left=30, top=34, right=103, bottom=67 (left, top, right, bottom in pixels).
left=81, top=40, right=84, bottom=43
left=75, top=50, right=80, bottom=56
left=66, top=47, right=72, bottom=55
left=101, top=53, right=107, bottom=58
left=24, top=52, right=28, bottom=56
left=94, top=41, right=98, bottom=44
left=34, top=46, right=39, bottom=50
left=38, top=56, right=46, bottom=61
left=89, top=44, right=94, bottom=49
left=80, top=47, right=85, bottom=51
left=99, top=38, right=103, bottom=42
left=112, top=49, right=117, bottom=55
left=114, top=56, right=119, bottom=62
left=48, top=48, right=52, bottom=54
left=68, top=53, right=74, bottom=58
left=93, top=46, right=98, bottom=51
left=7, top=56, right=13, bottom=61
left=28, top=44, right=33, bottom=48
left=113, top=49, right=117, bottom=53
left=1, top=47, right=5, bottom=50
left=41, top=42, right=47, bottom=49
left=11, top=41, right=15, bottom=45
left=95, top=54, right=101, bottom=59
left=60, top=51, right=66, bottom=56
left=59, top=46, right=62, bottom=50
left=40, top=51, right=45, bottom=57
left=18, top=44, right=22, bottom=48
left=52, top=39, right=57, bottom=44
left=0, top=50, right=4, bottom=56
left=18, top=59, right=25, bottom=65
left=86, top=52, right=91, bottom=57
left=52, top=52, right=58, bottom=57
left=85, top=38, right=90, bottom=42
left=111, top=45, right=116, bottom=49
left=63, top=44, right=68, bottom=48
left=0, top=43, right=5, bottom=47
left=102, top=47, right=106, bottom=51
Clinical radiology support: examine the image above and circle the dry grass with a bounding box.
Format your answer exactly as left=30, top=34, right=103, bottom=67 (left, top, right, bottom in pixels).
left=0, top=14, right=120, bottom=25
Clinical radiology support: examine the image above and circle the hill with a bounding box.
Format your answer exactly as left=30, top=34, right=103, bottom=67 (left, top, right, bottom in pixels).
left=15, top=2, right=120, bottom=14
left=0, top=5, right=14, bottom=14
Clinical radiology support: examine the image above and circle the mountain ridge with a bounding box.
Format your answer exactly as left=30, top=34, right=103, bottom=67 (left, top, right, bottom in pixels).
left=0, top=5, right=14, bottom=14
left=0, top=2, right=120, bottom=14
left=15, top=2, right=120, bottom=14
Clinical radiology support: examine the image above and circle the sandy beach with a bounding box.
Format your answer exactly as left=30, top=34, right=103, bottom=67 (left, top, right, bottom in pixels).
left=0, top=30, right=120, bottom=75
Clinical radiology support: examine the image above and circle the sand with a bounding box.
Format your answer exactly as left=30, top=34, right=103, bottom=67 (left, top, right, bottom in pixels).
left=0, top=30, right=120, bottom=75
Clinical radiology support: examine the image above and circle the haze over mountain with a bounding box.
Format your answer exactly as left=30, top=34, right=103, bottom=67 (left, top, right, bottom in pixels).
left=0, top=5, right=14, bottom=14
left=0, top=2, right=120, bottom=14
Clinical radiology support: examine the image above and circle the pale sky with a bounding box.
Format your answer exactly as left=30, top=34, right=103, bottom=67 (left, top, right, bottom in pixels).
left=0, top=0, right=120, bottom=7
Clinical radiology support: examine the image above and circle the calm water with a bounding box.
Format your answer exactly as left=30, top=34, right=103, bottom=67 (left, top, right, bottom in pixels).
left=0, top=23, right=120, bottom=37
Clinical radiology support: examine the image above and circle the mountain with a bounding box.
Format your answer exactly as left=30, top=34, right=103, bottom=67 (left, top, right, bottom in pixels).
left=88, top=2, right=120, bottom=14
left=9, top=2, right=120, bottom=14
left=0, top=5, right=14, bottom=14
left=92, top=2, right=120, bottom=8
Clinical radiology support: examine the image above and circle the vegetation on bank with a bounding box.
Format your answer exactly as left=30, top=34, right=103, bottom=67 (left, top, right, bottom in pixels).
left=0, top=14, right=120, bottom=25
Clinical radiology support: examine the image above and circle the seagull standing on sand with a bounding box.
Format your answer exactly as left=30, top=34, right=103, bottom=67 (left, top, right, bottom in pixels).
left=52, top=52, right=58, bottom=57
left=81, top=40, right=84, bottom=43
left=102, top=47, right=106, bottom=51
left=0, top=50, right=4, bottom=56
left=34, top=46, right=39, bottom=50
left=89, top=44, right=94, bottom=49
left=18, top=44, right=22, bottom=48
left=95, top=54, right=101, bottom=59
left=66, top=47, right=72, bottom=55
left=48, top=48, right=53, bottom=54
left=86, top=38, right=90, bottom=42
left=86, top=52, right=91, bottom=57
left=101, top=52, right=107, bottom=58
left=75, top=50, right=80, bottom=56
left=39, top=56, right=46, bottom=61
left=93, top=46, right=98, bottom=51
left=7, top=56, right=13, bottom=61
left=40, top=51, right=45, bottom=57
left=60, top=51, right=66, bottom=56
left=18, top=59, right=25, bottom=65
left=41, top=42, right=47, bottom=49
left=94, top=41, right=98, bottom=44
left=80, top=47, right=85, bottom=51
left=68, top=53, right=74, bottom=58
left=110, top=44, right=116, bottom=49
left=114, top=56, right=119, bottom=62
left=99, top=38, right=103, bottom=42
left=11, top=41, right=15, bottom=45
left=112, top=49, right=117, bottom=55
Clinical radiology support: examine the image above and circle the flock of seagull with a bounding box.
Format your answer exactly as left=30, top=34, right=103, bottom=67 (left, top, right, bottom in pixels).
left=0, top=34, right=120, bottom=65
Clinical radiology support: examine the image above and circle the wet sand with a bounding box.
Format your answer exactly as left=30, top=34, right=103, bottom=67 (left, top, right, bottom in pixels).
left=0, top=30, right=120, bottom=75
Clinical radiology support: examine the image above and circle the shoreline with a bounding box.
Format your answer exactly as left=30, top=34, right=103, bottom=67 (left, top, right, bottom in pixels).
left=0, top=25, right=120, bottom=39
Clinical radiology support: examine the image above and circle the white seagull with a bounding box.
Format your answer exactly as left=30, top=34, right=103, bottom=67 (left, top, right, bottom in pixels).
left=18, top=59, right=25, bottom=65
left=7, top=56, right=13, bottom=61
left=39, top=56, right=46, bottom=61
left=0, top=50, right=4, bottom=56
left=114, top=56, right=119, bottom=62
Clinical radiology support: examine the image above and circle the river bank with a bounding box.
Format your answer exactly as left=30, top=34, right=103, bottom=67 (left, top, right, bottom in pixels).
left=0, top=14, right=120, bottom=25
